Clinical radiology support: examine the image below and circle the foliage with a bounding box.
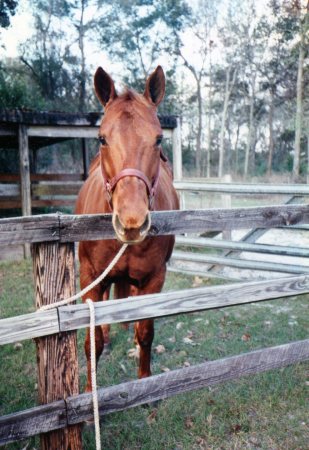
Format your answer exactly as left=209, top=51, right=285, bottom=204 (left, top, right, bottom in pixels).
left=0, top=0, right=17, bottom=28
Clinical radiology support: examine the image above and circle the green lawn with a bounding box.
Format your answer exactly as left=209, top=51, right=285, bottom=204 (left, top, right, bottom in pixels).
left=0, top=259, right=308, bottom=449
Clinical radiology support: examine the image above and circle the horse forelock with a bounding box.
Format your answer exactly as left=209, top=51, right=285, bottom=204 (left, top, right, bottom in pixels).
left=106, top=88, right=154, bottom=119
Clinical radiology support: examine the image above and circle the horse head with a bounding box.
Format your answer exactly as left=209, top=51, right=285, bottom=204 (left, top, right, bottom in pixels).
left=94, top=66, right=166, bottom=244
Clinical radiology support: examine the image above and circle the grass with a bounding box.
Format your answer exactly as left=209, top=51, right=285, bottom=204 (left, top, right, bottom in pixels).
left=0, top=259, right=308, bottom=449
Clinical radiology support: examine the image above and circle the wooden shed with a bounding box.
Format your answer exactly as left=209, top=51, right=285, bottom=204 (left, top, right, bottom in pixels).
left=0, top=109, right=181, bottom=217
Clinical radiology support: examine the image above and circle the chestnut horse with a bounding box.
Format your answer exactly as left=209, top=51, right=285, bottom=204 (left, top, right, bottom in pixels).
left=76, top=66, right=179, bottom=391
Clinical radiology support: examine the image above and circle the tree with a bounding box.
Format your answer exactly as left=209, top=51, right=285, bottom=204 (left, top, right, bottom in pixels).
left=0, top=0, right=18, bottom=28
left=291, top=0, right=309, bottom=180
left=172, top=0, right=221, bottom=176
left=19, top=0, right=80, bottom=110
left=96, top=0, right=191, bottom=88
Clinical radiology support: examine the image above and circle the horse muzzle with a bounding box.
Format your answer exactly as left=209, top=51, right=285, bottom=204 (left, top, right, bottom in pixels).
left=112, top=212, right=151, bottom=244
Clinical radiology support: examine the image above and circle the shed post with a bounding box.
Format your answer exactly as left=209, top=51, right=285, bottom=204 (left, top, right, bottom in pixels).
left=82, top=138, right=89, bottom=180
left=172, top=117, right=184, bottom=208
left=18, top=125, right=31, bottom=258
left=32, top=241, right=82, bottom=450
left=172, top=117, right=182, bottom=181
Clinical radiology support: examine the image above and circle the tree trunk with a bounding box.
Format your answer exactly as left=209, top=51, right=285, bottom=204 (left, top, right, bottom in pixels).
left=195, top=80, right=203, bottom=177
left=206, top=50, right=213, bottom=178
left=234, top=120, right=240, bottom=175
left=293, top=32, right=304, bottom=181
left=218, top=67, right=236, bottom=178
left=244, top=74, right=256, bottom=179
left=78, top=0, right=86, bottom=112
left=267, top=88, right=275, bottom=176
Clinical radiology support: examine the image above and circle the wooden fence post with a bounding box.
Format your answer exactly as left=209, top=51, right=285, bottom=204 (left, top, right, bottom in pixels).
left=32, top=241, right=82, bottom=450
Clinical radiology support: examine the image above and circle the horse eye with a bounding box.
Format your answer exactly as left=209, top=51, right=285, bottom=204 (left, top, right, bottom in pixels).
left=99, top=136, right=107, bottom=146
left=156, top=135, right=163, bottom=146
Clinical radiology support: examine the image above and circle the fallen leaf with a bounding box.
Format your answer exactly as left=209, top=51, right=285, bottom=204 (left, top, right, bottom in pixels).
left=185, top=416, right=194, bottom=429
left=14, top=342, right=23, bottom=351
left=119, top=363, right=127, bottom=374
left=183, top=361, right=191, bottom=367
left=146, top=408, right=158, bottom=425
left=155, top=344, right=166, bottom=354
left=176, top=322, right=184, bottom=330
left=168, top=336, right=176, bottom=343
left=183, top=337, right=193, bottom=344
left=161, top=366, right=170, bottom=372
left=230, top=424, right=242, bottom=434
left=192, top=276, right=203, bottom=287
left=241, top=333, right=251, bottom=342
left=196, top=437, right=207, bottom=447
left=127, top=346, right=140, bottom=359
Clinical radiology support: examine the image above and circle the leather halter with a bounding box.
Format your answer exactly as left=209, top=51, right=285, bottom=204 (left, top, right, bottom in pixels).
left=101, top=150, right=166, bottom=210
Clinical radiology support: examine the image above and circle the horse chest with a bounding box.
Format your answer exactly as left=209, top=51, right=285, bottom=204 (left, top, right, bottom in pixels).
left=91, top=238, right=169, bottom=284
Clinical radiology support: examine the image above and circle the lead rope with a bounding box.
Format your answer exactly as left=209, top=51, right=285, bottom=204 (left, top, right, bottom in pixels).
left=39, top=243, right=129, bottom=311
left=38, top=242, right=129, bottom=450
left=86, top=298, right=101, bottom=450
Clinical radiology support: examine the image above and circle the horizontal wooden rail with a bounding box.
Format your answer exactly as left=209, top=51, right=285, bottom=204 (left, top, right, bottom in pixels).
left=174, top=181, right=309, bottom=195
left=0, top=199, right=76, bottom=209
left=1, top=339, right=308, bottom=445
left=0, top=173, right=84, bottom=182
left=0, top=204, right=309, bottom=245
left=171, top=250, right=309, bottom=274
left=0, top=182, right=82, bottom=197
left=1, top=275, right=309, bottom=345
left=176, top=236, right=309, bottom=258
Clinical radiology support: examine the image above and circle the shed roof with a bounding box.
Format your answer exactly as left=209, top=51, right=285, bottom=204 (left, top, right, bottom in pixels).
left=0, top=109, right=177, bottom=150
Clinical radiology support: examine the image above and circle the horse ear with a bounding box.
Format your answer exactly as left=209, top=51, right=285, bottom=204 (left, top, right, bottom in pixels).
left=144, top=66, right=165, bottom=106
left=94, top=67, right=117, bottom=106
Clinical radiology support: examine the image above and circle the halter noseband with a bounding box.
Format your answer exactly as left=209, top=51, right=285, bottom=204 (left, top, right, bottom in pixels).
left=101, top=154, right=164, bottom=210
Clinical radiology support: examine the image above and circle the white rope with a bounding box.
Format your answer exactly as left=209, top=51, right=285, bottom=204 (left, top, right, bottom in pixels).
left=86, top=298, right=101, bottom=450
left=39, top=243, right=128, bottom=311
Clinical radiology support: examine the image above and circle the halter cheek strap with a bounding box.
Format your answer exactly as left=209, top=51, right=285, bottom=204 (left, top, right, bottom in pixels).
left=101, top=158, right=161, bottom=210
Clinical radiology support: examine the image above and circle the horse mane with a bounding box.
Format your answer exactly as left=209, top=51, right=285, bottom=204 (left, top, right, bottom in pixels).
left=89, top=152, right=100, bottom=174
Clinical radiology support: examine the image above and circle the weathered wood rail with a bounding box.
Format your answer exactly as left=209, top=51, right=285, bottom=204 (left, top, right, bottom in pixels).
left=0, top=204, right=308, bottom=245
left=0, top=205, right=309, bottom=448
left=1, top=274, right=308, bottom=345
left=1, top=339, right=308, bottom=445
left=174, top=180, right=309, bottom=195
left=175, top=236, right=309, bottom=257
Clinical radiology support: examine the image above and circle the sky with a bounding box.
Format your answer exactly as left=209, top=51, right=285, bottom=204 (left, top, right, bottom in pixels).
left=0, top=0, right=33, bottom=58
left=0, top=0, right=271, bottom=87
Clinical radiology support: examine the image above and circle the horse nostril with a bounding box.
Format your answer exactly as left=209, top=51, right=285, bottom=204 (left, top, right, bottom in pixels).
left=113, top=214, right=125, bottom=236
left=140, top=212, right=151, bottom=237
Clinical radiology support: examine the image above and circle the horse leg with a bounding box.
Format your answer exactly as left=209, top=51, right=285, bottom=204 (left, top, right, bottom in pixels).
left=134, top=319, right=154, bottom=378
left=134, top=269, right=166, bottom=379
left=80, top=262, right=105, bottom=392
left=101, top=287, right=111, bottom=354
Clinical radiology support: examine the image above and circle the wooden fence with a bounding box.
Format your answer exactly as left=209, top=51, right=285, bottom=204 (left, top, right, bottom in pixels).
left=168, top=183, right=309, bottom=279
left=0, top=204, right=309, bottom=448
